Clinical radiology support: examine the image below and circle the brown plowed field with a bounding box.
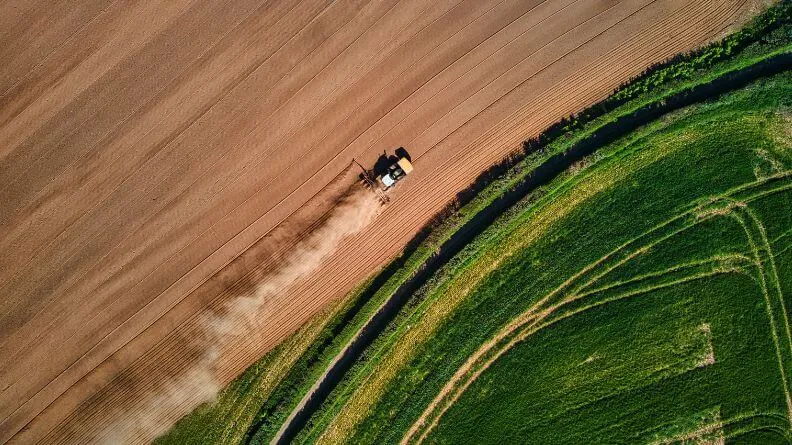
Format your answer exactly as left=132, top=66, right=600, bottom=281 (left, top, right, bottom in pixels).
left=0, top=0, right=757, bottom=443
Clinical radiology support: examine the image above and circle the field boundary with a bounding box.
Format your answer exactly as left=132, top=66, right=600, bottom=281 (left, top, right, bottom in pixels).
left=272, top=50, right=792, bottom=445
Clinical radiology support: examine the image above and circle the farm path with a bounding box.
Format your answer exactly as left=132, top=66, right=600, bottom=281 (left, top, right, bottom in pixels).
left=0, top=0, right=756, bottom=442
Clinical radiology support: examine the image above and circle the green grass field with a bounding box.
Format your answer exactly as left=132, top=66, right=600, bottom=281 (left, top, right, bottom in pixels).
left=158, top=4, right=792, bottom=444
left=417, top=100, right=792, bottom=444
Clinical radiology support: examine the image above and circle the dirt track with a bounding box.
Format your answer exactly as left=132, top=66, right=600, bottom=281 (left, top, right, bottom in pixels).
left=0, top=0, right=757, bottom=443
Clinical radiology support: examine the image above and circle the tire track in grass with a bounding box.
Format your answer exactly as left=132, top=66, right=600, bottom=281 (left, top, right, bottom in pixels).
left=418, top=191, right=790, bottom=442
left=724, top=412, right=792, bottom=442
left=573, top=254, right=755, bottom=302
left=731, top=204, right=792, bottom=425
left=649, top=412, right=790, bottom=444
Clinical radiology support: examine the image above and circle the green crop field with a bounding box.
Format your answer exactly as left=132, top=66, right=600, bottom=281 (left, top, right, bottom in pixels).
left=302, top=71, right=792, bottom=445
left=412, top=83, right=792, bottom=445
left=159, top=4, right=792, bottom=444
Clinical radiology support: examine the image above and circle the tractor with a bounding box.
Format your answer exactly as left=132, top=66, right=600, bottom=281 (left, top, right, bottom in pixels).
left=355, top=147, right=414, bottom=203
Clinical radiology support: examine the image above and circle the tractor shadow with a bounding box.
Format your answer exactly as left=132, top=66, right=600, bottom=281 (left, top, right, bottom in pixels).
left=372, top=154, right=392, bottom=178
left=371, top=147, right=411, bottom=177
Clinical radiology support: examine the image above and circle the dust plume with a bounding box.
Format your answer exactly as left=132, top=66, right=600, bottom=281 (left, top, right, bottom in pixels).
left=96, top=186, right=383, bottom=444
left=96, top=361, right=220, bottom=445
left=204, top=188, right=382, bottom=342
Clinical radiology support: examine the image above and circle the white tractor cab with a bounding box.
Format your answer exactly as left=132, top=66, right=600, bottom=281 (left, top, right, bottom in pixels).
left=379, top=156, right=413, bottom=189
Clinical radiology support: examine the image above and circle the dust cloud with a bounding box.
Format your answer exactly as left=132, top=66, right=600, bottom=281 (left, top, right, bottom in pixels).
left=97, top=187, right=382, bottom=444
left=204, top=188, right=383, bottom=343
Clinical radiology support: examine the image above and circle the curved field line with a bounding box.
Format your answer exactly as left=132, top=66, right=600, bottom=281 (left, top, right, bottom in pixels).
left=744, top=206, right=792, bottom=356
left=404, top=175, right=792, bottom=444
left=534, top=262, right=754, bottom=342
left=719, top=412, right=792, bottom=442
left=468, top=242, right=746, bottom=372
left=573, top=253, right=754, bottom=302
left=649, top=412, right=790, bottom=444
left=721, top=413, right=792, bottom=443
left=730, top=205, right=792, bottom=425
